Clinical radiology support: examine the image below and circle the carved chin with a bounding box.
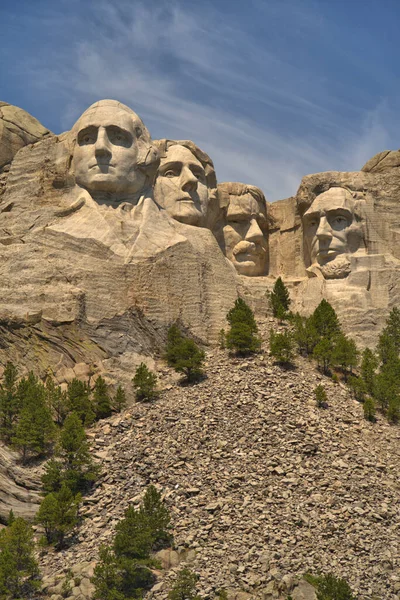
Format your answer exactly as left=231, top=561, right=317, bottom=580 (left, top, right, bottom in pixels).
left=308, top=255, right=351, bottom=279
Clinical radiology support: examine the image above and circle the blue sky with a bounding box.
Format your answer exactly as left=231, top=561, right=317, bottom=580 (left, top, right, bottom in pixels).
left=1, top=0, right=400, bottom=200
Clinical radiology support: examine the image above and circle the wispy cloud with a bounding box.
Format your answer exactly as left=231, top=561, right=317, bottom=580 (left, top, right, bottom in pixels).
left=11, top=0, right=400, bottom=199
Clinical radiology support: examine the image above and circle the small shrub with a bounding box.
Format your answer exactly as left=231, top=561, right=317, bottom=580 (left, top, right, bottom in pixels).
left=269, top=329, right=295, bottom=364
left=314, top=384, right=328, bottom=408
left=165, top=326, right=205, bottom=383
left=168, top=568, right=200, bottom=600
left=132, top=364, right=157, bottom=402
left=113, top=385, right=127, bottom=412
left=269, top=277, right=291, bottom=320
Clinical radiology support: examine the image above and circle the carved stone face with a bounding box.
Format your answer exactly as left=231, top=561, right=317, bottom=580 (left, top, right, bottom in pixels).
left=222, top=194, right=268, bottom=276
left=303, top=188, right=362, bottom=269
left=72, top=105, right=146, bottom=199
left=153, top=145, right=209, bottom=226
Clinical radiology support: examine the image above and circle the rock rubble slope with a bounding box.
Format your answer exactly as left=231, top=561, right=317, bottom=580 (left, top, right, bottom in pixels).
left=39, top=320, right=400, bottom=600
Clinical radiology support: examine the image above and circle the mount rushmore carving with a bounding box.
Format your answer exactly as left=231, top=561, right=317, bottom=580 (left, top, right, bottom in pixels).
left=2, top=98, right=400, bottom=361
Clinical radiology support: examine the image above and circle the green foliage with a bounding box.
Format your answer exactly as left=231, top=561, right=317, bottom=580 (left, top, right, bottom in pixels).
left=12, top=373, right=55, bottom=463
left=347, top=376, right=367, bottom=402
left=0, top=517, right=40, bottom=599
left=217, top=591, right=228, bottom=600
left=168, top=568, right=201, bottom=600
left=310, top=299, right=341, bottom=339
left=314, top=384, right=328, bottom=408
left=132, top=364, right=158, bottom=402
left=36, top=485, right=81, bottom=549
left=42, top=411, right=99, bottom=494
left=269, top=329, right=295, bottom=364
left=92, top=486, right=170, bottom=600
left=306, top=573, right=355, bottom=600
left=363, top=396, right=376, bottom=422
left=141, top=485, right=172, bottom=549
left=0, top=362, right=19, bottom=443
left=388, top=397, right=400, bottom=424
left=379, top=307, right=400, bottom=357
left=93, top=376, right=112, bottom=419
left=226, top=299, right=260, bottom=355
left=313, top=338, right=333, bottom=375
left=113, top=385, right=127, bottom=412
left=165, top=325, right=205, bottom=382
left=66, top=378, right=95, bottom=426
left=331, top=334, right=358, bottom=380
left=270, top=277, right=291, bottom=320
left=292, top=313, right=319, bottom=357
left=361, top=348, right=378, bottom=396
left=46, top=376, right=68, bottom=426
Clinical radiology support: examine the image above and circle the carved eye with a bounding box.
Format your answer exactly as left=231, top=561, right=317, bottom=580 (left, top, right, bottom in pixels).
left=332, top=216, right=348, bottom=227
left=164, top=170, right=178, bottom=178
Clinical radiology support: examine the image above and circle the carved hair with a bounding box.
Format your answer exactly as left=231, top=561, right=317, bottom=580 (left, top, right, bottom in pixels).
left=153, top=139, right=217, bottom=198
left=217, top=181, right=267, bottom=210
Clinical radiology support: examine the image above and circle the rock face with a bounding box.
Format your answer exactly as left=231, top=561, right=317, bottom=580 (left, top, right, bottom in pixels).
left=0, top=101, right=51, bottom=171
left=2, top=97, right=400, bottom=523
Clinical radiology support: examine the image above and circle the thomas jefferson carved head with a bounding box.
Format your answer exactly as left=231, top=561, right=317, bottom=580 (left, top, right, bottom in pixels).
left=303, top=187, right=366, bottom=278
left=153, top=140, right=217, bottom=227
left=217, top=182, right=269, bottom=276
left=69, top=100, right=158, bottom=204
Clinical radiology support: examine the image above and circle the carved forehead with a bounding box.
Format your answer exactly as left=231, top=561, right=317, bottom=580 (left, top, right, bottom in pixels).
left=73, top=106, right=139, bottom=135
left=160, top=144, right=203, bottom=168
left=305, top=188, right=355, bottom=216
left=227, top=194, right=266, bottom=217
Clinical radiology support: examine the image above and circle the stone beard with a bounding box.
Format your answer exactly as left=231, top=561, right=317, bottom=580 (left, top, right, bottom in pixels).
left=218, top=183, right=268, bottom=277
left=70, top=100, right=156, bottom=206
left=303, top=187, right=365, bottom=279
left=153, top=140, right=216, bottom=227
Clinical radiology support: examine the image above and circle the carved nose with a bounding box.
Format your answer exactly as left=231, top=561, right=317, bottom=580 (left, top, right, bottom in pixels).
left=181, top=167, right=198, bottom=193
left=95, top=128, right=112, bottom=158
left=316, top=216, right=332, bottom=240
left=245, top=218, right=263, bottom=242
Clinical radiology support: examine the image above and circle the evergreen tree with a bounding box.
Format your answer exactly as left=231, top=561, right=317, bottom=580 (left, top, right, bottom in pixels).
left=225, top=299, right=260, bottom=355
left=46, top=376, right=68, bottom=426
left=313, top=338, right=333, bottom=375
left=292, top=314, right=319, bottom=357
left=141, top=485, right=172, bottom=549
left=114, top=506, right=153, bottom=561
left=36, top=485, right=81, bottom=549
left=314, top=384, right=328, bottom=408
left=310, top=300, right=341, bottom=339
left=66, top=378, right=95, bottom=426
left=165, top=326, right=205, bottom=382
left=347, top=376, right=367, bottom=402
left=388, top=397, right=400, bottom=424
left=93, top=376, right=112, bottom=419
left=360, top=348, right=378, bottom=396
left=113, top=385, right=127, bottom=412
left=269, top=277, right=291, bottom=320
left=331, top=334, right=358, bottom=381
left=132, top=364, right=157, bottom=402
left=379, top=307, right=400, bottom=354
left=0, top=362, right=19, bottom=443
left=0, top=517, right=40, bottom=599
left=218, top=329, right=226, bottom=350
left=313, top=573, right=355, bottom=600
left=12, top=374, right=55, bottom=463
left=42, top=411, right=99, bottom=494
left=363, top=396, right=376, bottom=422
left=168, top=568, right=201, bottom=600
left=269, top=329, right=295, bottom=364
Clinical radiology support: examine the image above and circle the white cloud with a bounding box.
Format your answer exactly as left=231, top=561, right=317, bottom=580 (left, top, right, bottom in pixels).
left=18, top=0, right=400, bottom=200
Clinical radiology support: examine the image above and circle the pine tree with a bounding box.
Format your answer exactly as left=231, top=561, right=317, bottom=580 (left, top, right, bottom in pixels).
left=269, top=329, right=295, bottom=364
left=42, top=411, right=99, bottom=494
left=313, top=573, right=355, bottom=600
left=225, top=299, right=260, bottom=355
left=168, top=568, right=201, bottom=600
left=379, top=307, right=400, bottom=354
left=310, top=299, right=341, bottom=339
left=0, top=517, right=40, bottom=599
left=313, top=338, right=333, bottom=375
left=36, top=485, right=81, bottom=548
left=0, top=362, right=19, bottom=443
left=140, top=485, right=172, bottom=549
left=314, top=384, right=328, bottom=408
left=165, top=326, right=205, bottom=382
left=113, top=385, right=127, bottom=412
left=292, top=313, right=319, bottom=357
left=347, top=376, right=367, bottom=402
left=269, top=277, right=291, bottom=320
left=331, top=334, right=358, bottom=381
left=46, top=376, right=68, bottom=426
left=132, top=364, right=157, bottom=402
left=114, top=505, right=153, bottom=561
left=67, top=378, right=95, bottom=426
left=363, top=396, right=376, bottom=422
left=360, top=348, right=378, bottom=396
left=12, top=374, right=55, bottom=463
left=93, top=376, right=112, bottom=419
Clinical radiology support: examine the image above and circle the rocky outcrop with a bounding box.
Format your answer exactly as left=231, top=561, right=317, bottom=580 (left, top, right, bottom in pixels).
left=0, top=445, right=40, bottom=521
